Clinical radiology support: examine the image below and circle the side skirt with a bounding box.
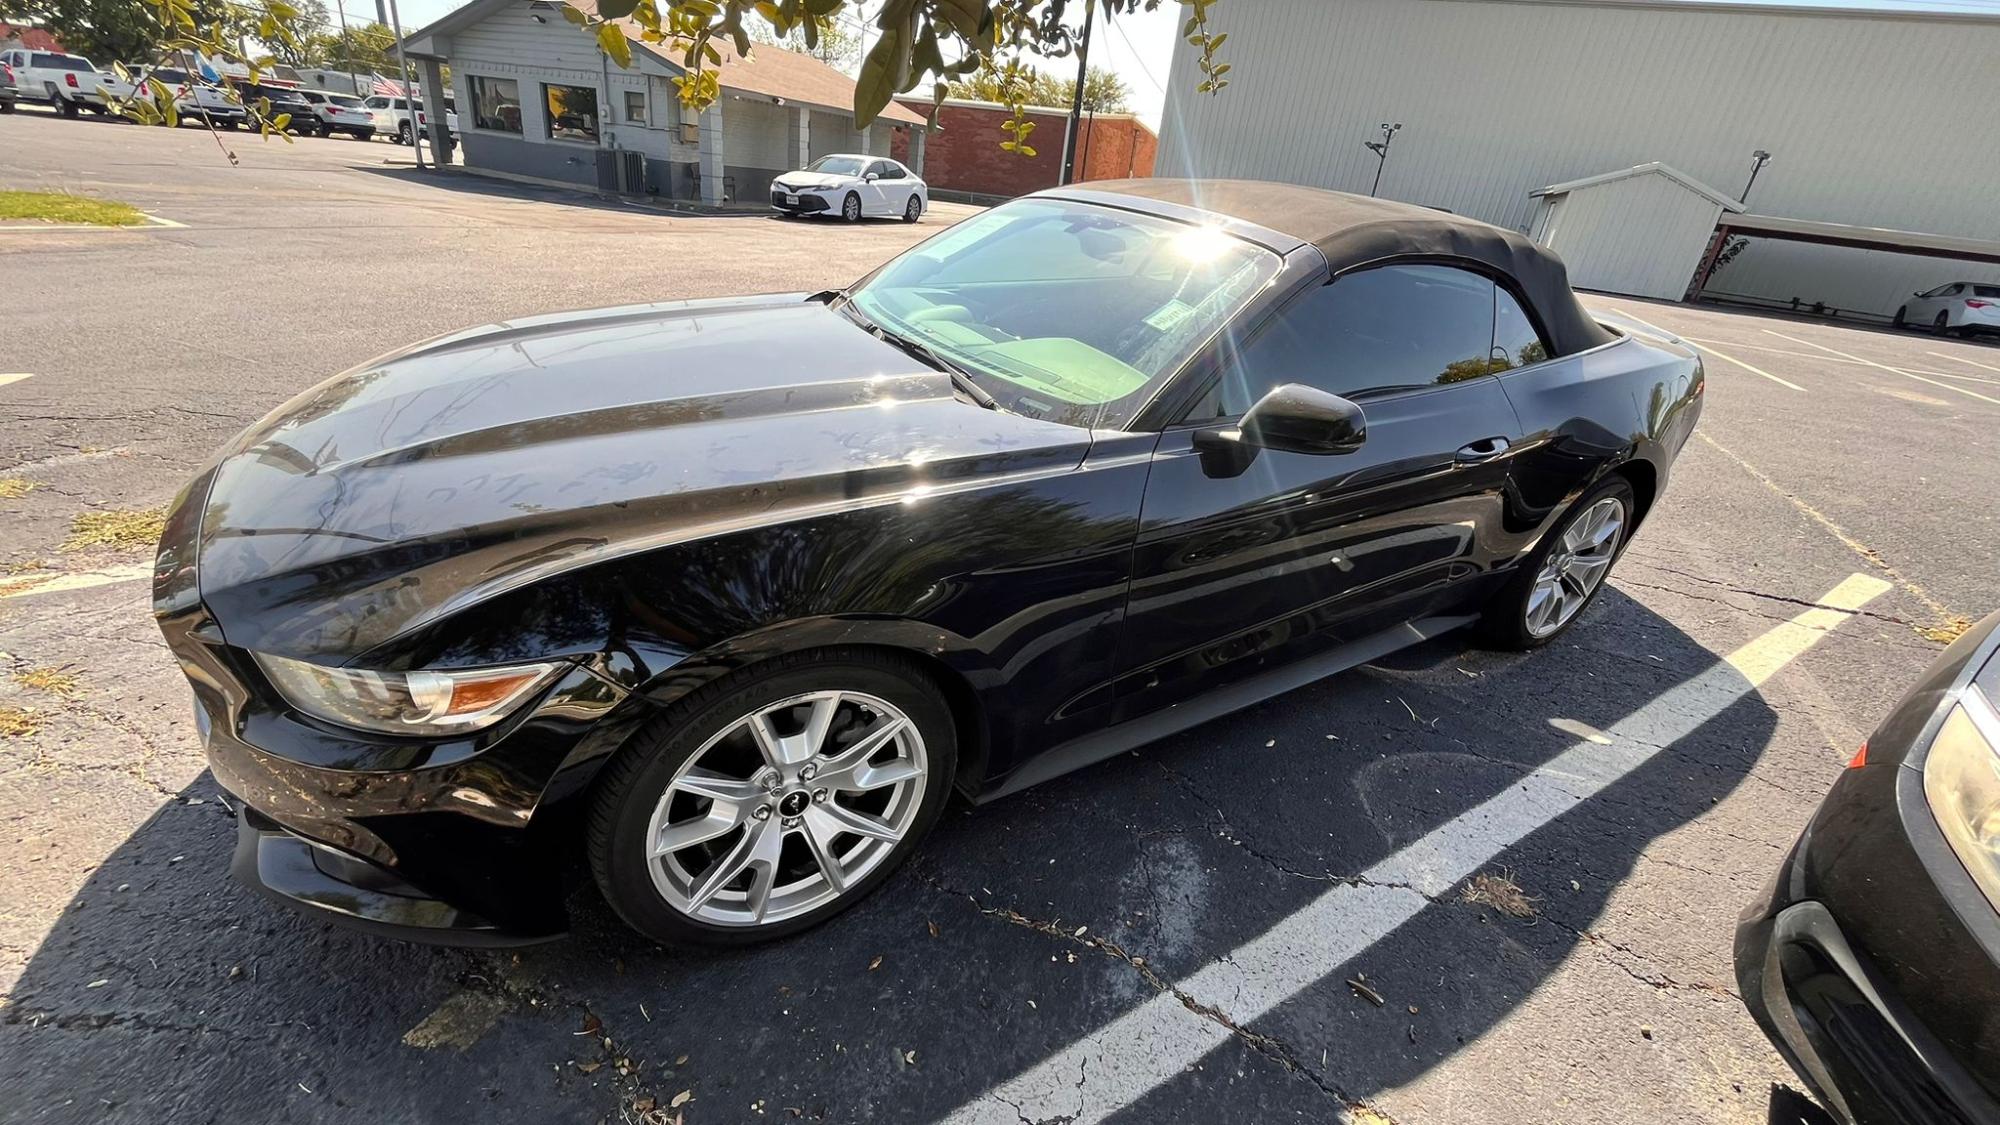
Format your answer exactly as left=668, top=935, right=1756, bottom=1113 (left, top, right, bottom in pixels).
left=976, top=613, right=1478, bottom=803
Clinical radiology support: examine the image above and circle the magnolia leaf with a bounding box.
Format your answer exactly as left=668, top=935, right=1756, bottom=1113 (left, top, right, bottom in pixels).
left=1017, top=144, right=1036, bottom=156
left=272, top=112, right=291, bottom=131
left=598, top=21, right=634, bottom=67
left=560, top=2, right=588, bottom=23
left=853, top=26, right=900, bottom=128
left=596, top=0, right=641, bottom=17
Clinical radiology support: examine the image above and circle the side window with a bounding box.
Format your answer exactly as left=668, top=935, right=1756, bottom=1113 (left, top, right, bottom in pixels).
left=1947, top=284, right=1966, bottom=296
left=868, top=160, right=896, bottom=179
left=1492, top=287, right=1550, bottom=370
left=1206, top=264, right=1498, bottom=417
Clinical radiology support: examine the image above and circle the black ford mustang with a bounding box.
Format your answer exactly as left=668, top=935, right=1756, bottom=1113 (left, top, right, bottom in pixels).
left=153, top=180, right=1704, bottom=947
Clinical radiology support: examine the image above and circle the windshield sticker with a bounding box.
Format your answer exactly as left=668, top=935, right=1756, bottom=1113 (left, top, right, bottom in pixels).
left=1142, top=299, right=1196, bottom=334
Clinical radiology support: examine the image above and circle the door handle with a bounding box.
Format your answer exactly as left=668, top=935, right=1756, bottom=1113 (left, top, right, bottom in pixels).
left=1456, top=436, right=1511, bottom=462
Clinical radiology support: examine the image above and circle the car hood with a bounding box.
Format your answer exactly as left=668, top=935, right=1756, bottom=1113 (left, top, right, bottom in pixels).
left=188, top=293, right=1094, bottom=659
left=775, top=172, right=856, bottom=191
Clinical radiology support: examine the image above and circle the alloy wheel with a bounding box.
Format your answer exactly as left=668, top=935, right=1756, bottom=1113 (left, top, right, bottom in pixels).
left=644, top=690, right=928, bottom=927
left=843, top=194, right=861, bottom=221
left=1525, top=496, right=1625, bottom=638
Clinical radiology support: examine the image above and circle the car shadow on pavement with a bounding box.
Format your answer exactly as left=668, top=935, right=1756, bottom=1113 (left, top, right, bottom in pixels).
left=1, top=586, right=1792, bottom=1124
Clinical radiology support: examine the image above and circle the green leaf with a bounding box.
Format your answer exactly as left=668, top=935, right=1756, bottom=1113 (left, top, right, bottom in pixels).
left=560, top=4, right=589, bottom=24
left=597, top=0, right=640, bottom=17
left=598, top=21, right=634, bottom=67
left=1017, top=144, right=1035, bottom=157
left=853, top=26, right=900, bottom=128
left=272, top=112, right=291, bottom=131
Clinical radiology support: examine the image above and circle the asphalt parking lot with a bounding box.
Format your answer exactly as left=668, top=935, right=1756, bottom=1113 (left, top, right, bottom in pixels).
left=3, top=109, right=1996, bottom=1125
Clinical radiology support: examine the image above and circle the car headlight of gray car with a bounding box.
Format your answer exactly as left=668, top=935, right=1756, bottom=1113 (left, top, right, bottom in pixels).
left=255, top=652, right=568, bottom=736
left=1924, top=684, right=2000, bottom=911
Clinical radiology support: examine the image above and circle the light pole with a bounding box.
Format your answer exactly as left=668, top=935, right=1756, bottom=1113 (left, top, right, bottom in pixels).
left=1364, top=122, right=1401, bottom=197
left=1058, top=0, right=1096, bottom=187
left=1740, top=149, right=1771, bottom=205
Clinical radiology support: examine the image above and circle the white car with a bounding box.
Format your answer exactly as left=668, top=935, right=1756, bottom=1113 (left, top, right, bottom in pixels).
left=1895, top=282, right=2000, bottom=338
left=298, top=89, right=373, bottom=138
left=770, top=154, right=927, bottom=223
left=128, top=65, right=247, bottom=128
left=0, top=49, right=113, bottom=116
left=362, top=94, right=458, bottom=144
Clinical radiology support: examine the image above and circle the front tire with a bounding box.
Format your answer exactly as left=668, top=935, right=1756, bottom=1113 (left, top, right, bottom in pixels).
left=841, top=192, right=862, bottom=222
left=1477, top=476, right=1634, bottom=650
left=397, top=121, right=413, bottom=145
left=588, top=650, right=957, bottom=947
left=1893, top=306, right=1908, bottom=328
left=903, top=193, right=922, bottom=223
left=1935, top=311, right=1952, bottom=335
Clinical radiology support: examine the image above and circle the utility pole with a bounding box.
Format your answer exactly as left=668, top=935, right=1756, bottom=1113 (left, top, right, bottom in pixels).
left=386, top=0, right=425, bottom=168
left=335, top=1, right=358, bottom=96
left=1740, top=149, right=1771, bottom=205
left=1058, top=0, right=1095, bottom=187
left=1364, top=122, right=1401, bottom=197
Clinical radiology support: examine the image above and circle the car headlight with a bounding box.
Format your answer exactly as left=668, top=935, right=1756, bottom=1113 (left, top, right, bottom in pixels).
left=254, top=653, right=567, bottom=736
left=1923, top=687, right=2000, bottom=911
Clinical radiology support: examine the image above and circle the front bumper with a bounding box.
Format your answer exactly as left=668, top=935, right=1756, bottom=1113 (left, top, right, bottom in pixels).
left=232, top=805, right=557, bottom=945
left=771, top=188, right=831, bottom=214
left=1735, top=617, right=2000, bottom=1124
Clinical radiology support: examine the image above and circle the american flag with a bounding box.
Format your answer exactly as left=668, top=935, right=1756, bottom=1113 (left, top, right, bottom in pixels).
left=369, top=74, right=410, bottom=96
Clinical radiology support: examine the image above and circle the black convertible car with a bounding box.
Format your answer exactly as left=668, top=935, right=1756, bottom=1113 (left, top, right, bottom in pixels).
left=153, top=180, right=1703, bottom=946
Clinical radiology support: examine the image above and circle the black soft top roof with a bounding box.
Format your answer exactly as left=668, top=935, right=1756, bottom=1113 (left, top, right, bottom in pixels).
left=1056, top=178, right=1617, bottom=357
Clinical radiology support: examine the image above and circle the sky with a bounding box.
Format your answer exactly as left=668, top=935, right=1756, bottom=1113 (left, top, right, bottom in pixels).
left=369, top=0, right=1999, bottom=134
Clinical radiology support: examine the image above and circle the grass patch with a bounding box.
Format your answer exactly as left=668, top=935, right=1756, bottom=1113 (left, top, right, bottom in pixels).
left=0, top=577, right=41, bottom=597
left=0, top=706, right=39, bottom=739
left=1462, top=870, right=1538, bottom=919
left=13, top=667, right=81, bottom=698
left=61, top=507, right=166, bottom=552
left=0, top=479, right=39, bottom=500
left=0, top=190, right=147, bottom=227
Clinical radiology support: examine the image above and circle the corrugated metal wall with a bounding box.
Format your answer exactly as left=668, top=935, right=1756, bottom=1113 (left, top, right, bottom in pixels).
left=1158, top=0, right=2000, bottom=314
left=1539, top=173, right=1728, bottom=299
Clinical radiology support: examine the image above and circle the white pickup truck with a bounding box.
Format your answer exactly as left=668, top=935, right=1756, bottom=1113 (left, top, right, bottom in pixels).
left=0, top=49, right=114, bottom=116
left=111, top=64, right=247, bottom=128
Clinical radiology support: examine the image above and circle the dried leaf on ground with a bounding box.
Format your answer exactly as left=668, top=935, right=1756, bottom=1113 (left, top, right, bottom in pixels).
left=0, top=706, right=39, bottom=739
left=0, top=479, right=39, bottom=500
left=61, top=508, right=166, bottom=552
left=13, top=667, right=81, bottom=697
left=1918, top=616, right=1973, bottom=645
left=1462, top=871, right=1538, bottom=919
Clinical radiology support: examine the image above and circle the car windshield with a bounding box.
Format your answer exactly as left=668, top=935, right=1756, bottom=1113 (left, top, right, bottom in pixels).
left=1976, top=285, right=2000, bottom=298
left=848, top=198, right=1281, bottom=430
left=805, top=156, right=866, bottom=176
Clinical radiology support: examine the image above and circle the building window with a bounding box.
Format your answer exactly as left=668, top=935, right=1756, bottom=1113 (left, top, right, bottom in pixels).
left=468, top=75, right=521, bottom=134
left=623, top=89, right=645, bottom=125
left=544, top=83, right=599, bottom=143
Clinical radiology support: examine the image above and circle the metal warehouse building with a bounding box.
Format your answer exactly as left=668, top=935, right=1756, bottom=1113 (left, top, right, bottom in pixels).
left=1156, top=0, right=2000, bottom=317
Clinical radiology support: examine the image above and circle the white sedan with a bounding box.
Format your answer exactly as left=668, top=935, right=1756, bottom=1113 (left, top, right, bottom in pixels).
left=1895, top=281, right=2000, bottom=338
left=770, top=154, right=926, bottom=223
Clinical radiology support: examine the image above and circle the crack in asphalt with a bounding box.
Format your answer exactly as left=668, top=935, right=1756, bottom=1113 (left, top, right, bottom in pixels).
left=914, top=868, right=1394, bottom=1123
left=1615, top=576, right=1911, bottom=630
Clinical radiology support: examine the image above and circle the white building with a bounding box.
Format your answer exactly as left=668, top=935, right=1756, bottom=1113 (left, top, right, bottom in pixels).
left=403, top=0, right=925, bottom=205
left=1157, top=0, right=2000, bottom=317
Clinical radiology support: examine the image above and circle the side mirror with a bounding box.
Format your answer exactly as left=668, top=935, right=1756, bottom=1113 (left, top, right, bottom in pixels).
left=1196, top=383, right=1367, bottom=460
left=863, top=171, right=880, bottom=182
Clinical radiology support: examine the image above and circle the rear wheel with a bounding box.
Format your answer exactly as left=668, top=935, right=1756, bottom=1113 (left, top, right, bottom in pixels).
left=1477, top=476, right=1633, bottom=650
left=1935, top=311, right=1952, bottom=335
left=397, top=121, right=412, bottom=145
left=588, top=651, right=957, bottom=946
left=1892, top=306, right=1908, bottom=328
left=53, top=89, right=78, bottom=118
left=841, top=192, right=862, bottom=222
left=903, top=193, right=922, bottom=223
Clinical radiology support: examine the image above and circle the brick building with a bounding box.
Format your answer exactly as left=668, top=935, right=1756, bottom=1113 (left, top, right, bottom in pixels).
left=889, top=97, right=1156, bottom=201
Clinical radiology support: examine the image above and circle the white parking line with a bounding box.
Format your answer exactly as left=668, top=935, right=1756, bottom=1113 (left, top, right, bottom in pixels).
left=1928, top=350, right=2000, bottom=377
left=1687, top=339, right=1805, bottom=392
left=1766, top=330, right=2000, bottom=408
left=941, top=572, right=1891, bottom=1125
left=0, top=373, right=34, bottom=389
left=1680, top=336, right=1992, bottom=383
